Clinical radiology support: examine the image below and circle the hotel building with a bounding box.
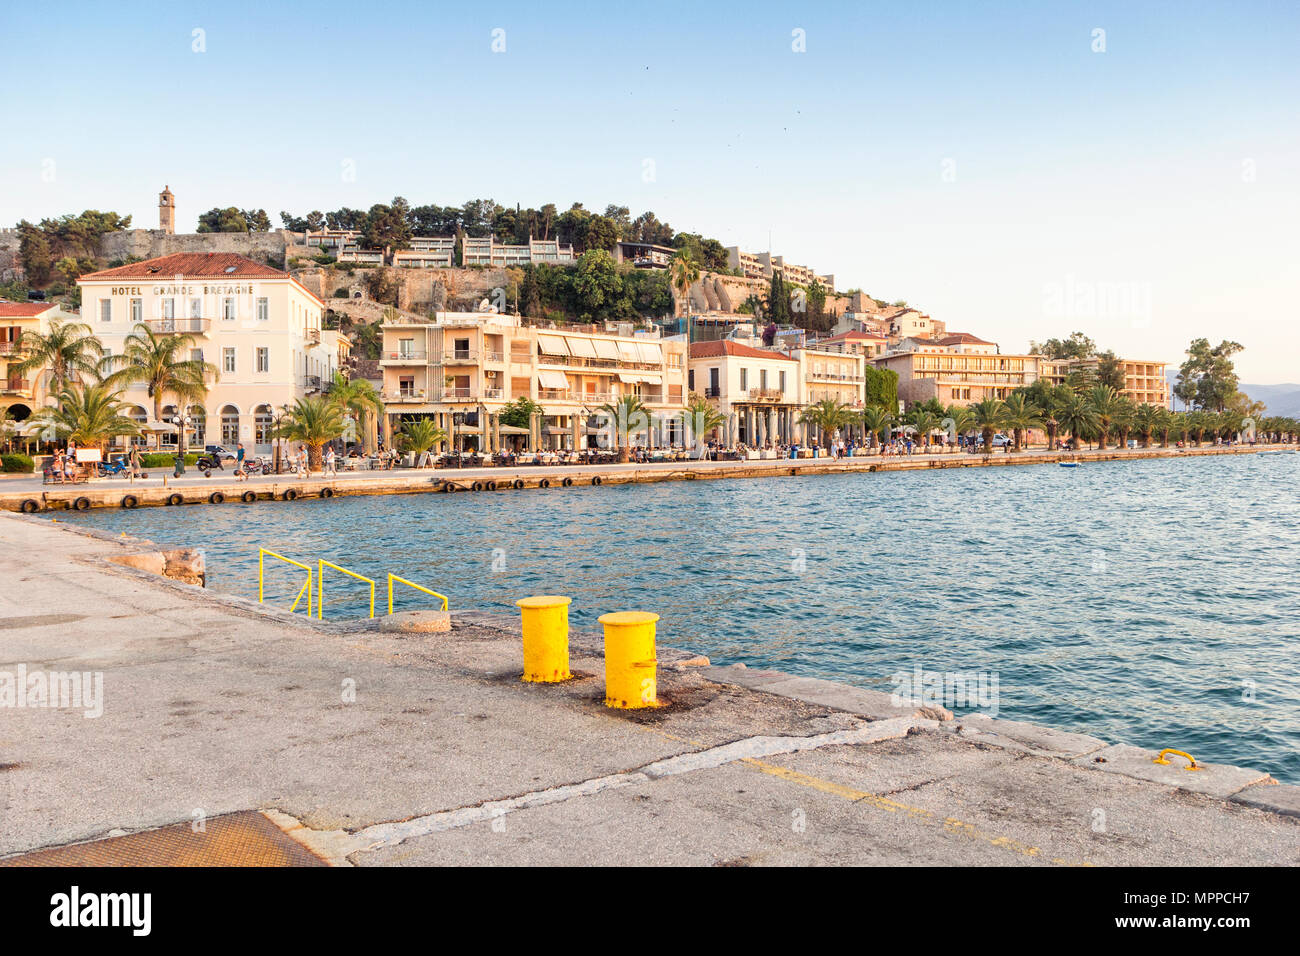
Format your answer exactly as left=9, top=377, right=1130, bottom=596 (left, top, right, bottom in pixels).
left=874, top=347, right=1042, bottom=406
left=817, top=329, right=890, bottom=359
left=687, top=340, right=803, bottom=446
left=462, top=236, right=575, bottom=268
left=379, top=312, right=687, bottom=452
left=723, top=246, right=834, bottom=290
left=790, top=348, right=867, bottom=409
left=77, top=253, right=346, bottom=453
left=1040, top=356, right=1170, bottom=408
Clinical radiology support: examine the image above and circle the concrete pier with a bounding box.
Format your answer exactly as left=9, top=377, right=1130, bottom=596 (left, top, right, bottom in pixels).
left=1, top=512, right=1296, bottom=866
left=0, top=443, right=1277, bottom=513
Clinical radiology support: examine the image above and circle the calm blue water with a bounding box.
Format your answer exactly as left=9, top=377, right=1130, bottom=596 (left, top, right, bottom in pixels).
left=66, top=453, right=1300, bottom=782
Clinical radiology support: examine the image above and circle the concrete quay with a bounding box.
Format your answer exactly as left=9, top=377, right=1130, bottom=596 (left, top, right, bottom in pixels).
left=1, top=512, right=1297, bottom=866
left=0, top=443, right=1276, bottom=514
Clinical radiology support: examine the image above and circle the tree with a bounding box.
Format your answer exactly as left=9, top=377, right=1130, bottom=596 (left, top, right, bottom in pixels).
left=863, top=366, right=899, bottom=412
left=1030, top=331, right=1095, bottom=360
left=196, top=207, right=249, bottom=233
left=1095, top=350, right=1126, bottom=391
left=1133, top=404, right=1163, bottom=448
left=572, top=250, right=621, bottom=317
left=798, top=399, right=855, bottom=445
left=970, top=397, right=1008, bottom=452
left=104, top=323, right=217, bottom=425
left=905, top=408, right=942, bottom=451
left=326, top=371, right=384, bottom=453
left=1086, top=385, right=1124, bottom=449
left=669, top=252, right=700, bottom=320
left=1001, top=393, right=1043, bottom=452
left=683, top=392, right=725, bottom=452
left=1058, top=391, right=1098, bottom=449
left=277, top=396, right=348, bottom=471
left=861, top=405, right=894, bottom=449
left=766, top=270, right=792, bottom=326
left=500, top=396, right=543, bottom=430
left=30, top=382, right=140, bottom=451
left=396, top=418, right=448, bottom=459
left=10, top=319, right=104, bottom=395
left=362, top=197, right=413, bottom=251
left=599, top=394, right=649, bottom=463
left=1175, top=338, right=1243, bottom=412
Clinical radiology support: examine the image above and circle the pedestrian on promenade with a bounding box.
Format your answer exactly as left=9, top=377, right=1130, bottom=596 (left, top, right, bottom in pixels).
left=324, top=445, right=337, bottom=476
left=235, top=442, right=246, bottom=480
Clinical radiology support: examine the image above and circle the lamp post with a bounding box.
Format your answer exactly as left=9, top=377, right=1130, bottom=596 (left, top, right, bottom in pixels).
left=169, top=413, right=193, bottom=476
left=452, top=411, right=465, bottom=464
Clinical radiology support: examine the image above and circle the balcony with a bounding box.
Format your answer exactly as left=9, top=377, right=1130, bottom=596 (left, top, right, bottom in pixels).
left=806, top=372, right=864, bottom=383
left=485, top=350, right=506, bottom=364
left=3, top=379, right=31, bottom=395
left=442, top=350, right=478, bottom=364
left=704, top=387, right=721, bottom=398
left=482, top=387, right=504, bottom=400
left=381, top=350, right=429, bottom=363
left=439, top=387, right=475, bottom=401
left=145, top=317, right=210, bottom=335
left=306, top=328, right=321, bottom=345
left=305, top=375, right=321, bottom=393
left=538, top=388, right=571, bottom=402
left=384, top=389, right=428, bottom=403
left=744, top=388, right=785, bottom=402
left=0, top=341, right=22, bottom=355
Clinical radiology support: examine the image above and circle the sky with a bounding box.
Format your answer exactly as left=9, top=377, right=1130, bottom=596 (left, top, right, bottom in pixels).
left=3, top=0, right=1298, bottom=382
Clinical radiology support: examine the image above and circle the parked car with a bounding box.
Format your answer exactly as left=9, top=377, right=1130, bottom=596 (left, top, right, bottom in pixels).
left=204, top=444, right=238, bottom=462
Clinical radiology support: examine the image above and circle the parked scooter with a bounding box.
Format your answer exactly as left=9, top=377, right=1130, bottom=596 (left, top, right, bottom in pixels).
left=195, top=452, right=225, bottom=477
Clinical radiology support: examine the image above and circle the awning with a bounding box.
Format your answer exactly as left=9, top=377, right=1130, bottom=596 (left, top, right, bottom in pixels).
left=498, top=424, right=531, bottom=435
left=538, top=370, right=569, bottom=390
left=565, top=336, right=598, bottom=358
left=616, top=341, right=640, bottom=362
left=593, top=339, right=621, bottom=361
left=635, top=341, right=664, bottom=363
left=617, top=373, right=640, bottom=383
left=536, top=334, right=569, bottom=356
left=144, top=420, right=178, bottom=433
left=638, top=372, right=662, bottom=383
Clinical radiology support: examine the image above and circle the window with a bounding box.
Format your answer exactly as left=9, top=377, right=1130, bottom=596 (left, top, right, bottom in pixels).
left=688, top=369, right=694, bottom=390
left=256, top=297, right=268, bottom=322
left=256, top=347, right=269, bottom=373
left=190, top=348, right=203, bottom=364
left=190, top=298, right=202, bottom=319
left=399, top=337, right=414, bottom=358
left=779, top=370, right=787, bottom=393
left=740, top=368, right=748, bottom=392
left=254, top=405, right=273, bottom=445
left=161, top=297, right=175, bottom=320
left=99, top=299, right=112, bottom=323
left=222, top=298, right=236, bottom=322
left=223, top=348, right=236, bottom=374
left=130, top=298, right=142, bottom=323
left=220, top=406, right=239, bottom=445
left=760, top=369, right=768, bottom=391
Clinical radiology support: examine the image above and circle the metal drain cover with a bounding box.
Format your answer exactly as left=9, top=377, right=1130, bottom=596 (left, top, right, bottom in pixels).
left=0, top=811, right=327, bottom=867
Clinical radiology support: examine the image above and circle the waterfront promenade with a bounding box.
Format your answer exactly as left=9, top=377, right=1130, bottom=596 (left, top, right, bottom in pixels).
left=0, top=443, right=1281, bottom=513
left=1, top=512, right=1296, bottom=866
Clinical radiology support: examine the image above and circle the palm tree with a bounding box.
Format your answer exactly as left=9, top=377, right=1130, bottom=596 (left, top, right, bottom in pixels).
left=683, top=391, right=725, bottom=453
left=326, top=371, right=384, bottom=453
left=31, top=383, right=141, bottom=452
left=1086, top=385, right=1124, bottom=449
left=970, top=397, right=1008, bottom=453
left=10, top=319, right=104, bottom=396
left=942, top=404, right=976, bottom=451
left=1001, top=393, right=1043, bottom=452
left=600, top=393, right=649, bottom=463
left=905, top=408, right=942, bottom=452
left=1112, top=398, right=1138, bottom=448
left=397, top=418, right=447, bottom=464
left=1133, top=404, right=1162, bottom=448
left=104, top=323, right=218, bottom=427
left=669, top=252, right=700, bottom=320
left=1058, top=391, right=1098, bottom=450
left=276, top=396, right=348, bottom=471
left=861, top=405, right=895, bottom=450
left=798, top=399, right=855, bottom=447
left=1034, top=385, right=1070, bottom=450
left=1186, top=410, right=1208, bottom=446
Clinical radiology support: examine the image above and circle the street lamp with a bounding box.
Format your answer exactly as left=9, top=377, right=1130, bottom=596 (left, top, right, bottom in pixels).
left=168, top=413, right=193, bottom=476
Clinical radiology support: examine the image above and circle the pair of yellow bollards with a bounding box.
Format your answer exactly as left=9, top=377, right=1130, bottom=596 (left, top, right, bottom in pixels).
left=514, top=596, right=659, bottom=708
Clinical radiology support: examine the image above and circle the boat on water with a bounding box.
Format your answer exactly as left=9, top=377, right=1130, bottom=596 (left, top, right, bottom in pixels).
left=1059, top=461, right=1079, bottom=468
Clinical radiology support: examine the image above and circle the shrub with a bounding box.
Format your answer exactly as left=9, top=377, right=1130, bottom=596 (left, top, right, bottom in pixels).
left=1, top=453, right=34, bottom=473
left=140, top=452, right=198, bottom=468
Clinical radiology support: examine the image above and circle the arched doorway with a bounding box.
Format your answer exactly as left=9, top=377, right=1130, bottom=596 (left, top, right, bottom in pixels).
left=220, top=404, right=240, bottom=446
left=254, top=404, right=273, bottom=454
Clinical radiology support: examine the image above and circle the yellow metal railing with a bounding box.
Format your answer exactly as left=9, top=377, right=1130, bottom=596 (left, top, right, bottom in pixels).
left=388, top=574, right=449, bottom=614
left=318, top=560, right=376, bottom=619
left=259, top=549, right=313, bottom=614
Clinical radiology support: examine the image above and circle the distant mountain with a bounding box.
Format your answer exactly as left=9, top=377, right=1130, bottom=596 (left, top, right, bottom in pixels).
left=1164, top=371, right=1300, bottom=416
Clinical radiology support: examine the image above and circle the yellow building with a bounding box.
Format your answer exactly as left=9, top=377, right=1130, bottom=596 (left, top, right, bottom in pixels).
left=1, top=301, right=69, bottom=424
left=875, top=349, right=1041, bottom=406
left=1039, top=356, right=1170, bottom=407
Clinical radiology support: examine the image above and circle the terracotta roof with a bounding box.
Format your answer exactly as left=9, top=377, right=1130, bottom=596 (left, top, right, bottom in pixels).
left=823, top=330, right=888, bottom=342
left=79, top=253, right=288, bottom=281
left=934, top=332, right=994, bottom=346
left=0, top=301, right=58, bottom=317
left=689, top=340, right=798, bottom=362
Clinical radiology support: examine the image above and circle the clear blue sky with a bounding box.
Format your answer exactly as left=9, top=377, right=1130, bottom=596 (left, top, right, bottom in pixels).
left=4, top=0, right=1297, bottom=382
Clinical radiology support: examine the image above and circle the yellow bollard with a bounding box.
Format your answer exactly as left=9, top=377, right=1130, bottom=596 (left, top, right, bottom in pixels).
left=598, top=611, right=660, bottom=708
left=515, top=596, right=572, bottom=683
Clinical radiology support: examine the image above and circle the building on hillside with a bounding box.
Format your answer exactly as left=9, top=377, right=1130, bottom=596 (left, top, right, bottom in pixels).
left=885, top=307, right=944, bottom=340
left=613, top=241, right=676, bottom=269
left=336, top=249, right=383, bottom=265
left=0, top=301, right=75, bottom=424
left=379, top=312, right=687, bottom=453
left=818, top=329, right=890, bottom=359
left=723, top=246, right=834, bottom=290
left=888, top=332, right=999, bottom=356
left=687, top=340, right=802, bottom=446
left=303, top=229, right=360, bottom=250
left=1040, top=356, right=1170, bottom=407
left=77, top=253, right=344, bottom=454
left=462, top=236, right=575, bottom=268
left=874, top=349, right=1041, bottom=407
